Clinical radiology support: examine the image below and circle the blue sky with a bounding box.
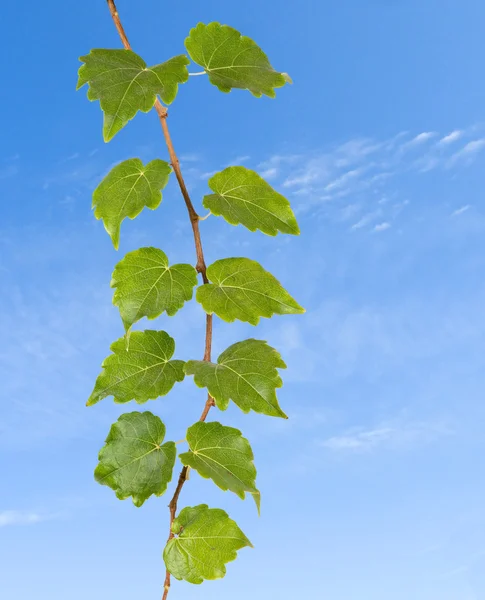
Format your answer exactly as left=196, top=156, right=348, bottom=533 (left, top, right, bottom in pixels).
left=2, top=0, right=485, bottom=598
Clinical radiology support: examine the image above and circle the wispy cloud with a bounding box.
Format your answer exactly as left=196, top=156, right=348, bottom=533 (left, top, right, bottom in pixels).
left=400, top=131, right=437, bottom=152
left=320, top=419, right=453, bottom=453
left=438, top=130, right=463, bottom=146
left=233, top=155, right=251, bottom=164
left=0, top=510, right=59, bottom=527
left=374, top=222, right=391, bottom=232
left=251, top=123, right=484, bottom=232
left=451, top=205, right=471, bottom=217
left=260, top=167, right=278, bottom=180
left=351, top=210, right=381, bottom=230
left=179, top=153, right=201, bottom=163
left=447, top=139, right=485, bottom=167
left=258, top=154, right=302, bottom=183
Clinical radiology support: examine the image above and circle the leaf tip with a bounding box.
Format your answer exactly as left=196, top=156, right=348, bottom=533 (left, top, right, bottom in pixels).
left=252, top=491, right=261, bottom=516
left=86, top=395, right=97, bottom=407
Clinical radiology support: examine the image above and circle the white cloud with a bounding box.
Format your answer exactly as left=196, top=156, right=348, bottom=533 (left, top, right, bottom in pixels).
left=199, top=170, right=218, bottom=180
left=324, top=167, right=367, bottom=192
left=400, top=131, right=437, bottom=151
left=252, top=124, right=484, bottom=229
left=452, top=205, right=471, bottom=217
left=233, top=155, right=251, bottom=164
left=438, top=130, right=463, bottom=145
left=351, top=211, right=381, bottom=230
left=374, top=222, right=391, bottom=232
left=320, top=419, right=453, bottom=453
left=339, top=203, right=361, bottom=221
left=415, top=155, right=439, bottom=173
left=257, top=154, right=301, bottom=183
left=0, top=510, right=52, bottom=527
left=447, top=139, right=485, bottom=167
left=179, top=153, right=200, bottom=162
left=260, top=167, right=279, bottom=180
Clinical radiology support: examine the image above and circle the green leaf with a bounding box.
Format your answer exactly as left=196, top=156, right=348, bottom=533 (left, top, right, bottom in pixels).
left=77, top=49, right=189, bottom=141
left=185, top=339, right=287, bottom=418
left=184, top=22, right=291, bottom=98
left=111, top=247, right=198, bottom=331
left=95, top=411, right=176, bottom=507
left=179, top=422, right=260, bottom=510
left=87, top=330, right=184, bottom=406
left=204, top=166, right=299, bottom=236
left=164, top=504, right=252, bottom=584
left=196, top=257, right=304, bottom=324
left=92, top=159, right=172, bottom=249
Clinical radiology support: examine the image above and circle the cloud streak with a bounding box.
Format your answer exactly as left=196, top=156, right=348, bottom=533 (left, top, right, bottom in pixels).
left=0, top=510, right=57, bottom=527
left=320, top=419, right=453, bottom=453
left=250, top=123, right=484, bottom=232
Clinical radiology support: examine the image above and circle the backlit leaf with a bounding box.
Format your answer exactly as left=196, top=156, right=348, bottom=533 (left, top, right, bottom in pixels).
left=180, top=422, right=260, bottom=510
left=164, top=504, right=252, bottom=584
left=93, top=159, right=171, bottom=249
left=185, top=339, right=286, bottom=418
left=87, top=330, right=184, bottom=406
left=111, top=247, right=197, bottom=331
left=196, top=257, right=304, bottom=324
left=204, top=166, right=299, bottom=236
left=95, top=411, right=176, bottom=507
left=185, top=22, right=291, bottom=98
left=77, top=49, right=189, bottom=141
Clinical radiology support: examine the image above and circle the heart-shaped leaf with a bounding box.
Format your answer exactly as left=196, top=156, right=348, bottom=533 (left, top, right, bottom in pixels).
left=93, top=159, right=172, bottom=249
left=180, top=421, right=260, bottom=510
left=185, top=339, right=287, bottom=418
left=95, top=411, right=176, bottom=507
left=164, top=504, right=252, bottom=584
left=196, top=257, right=304, bottom=324
left=185, top=23, right=291, bottom=98
left=204, top=166, right=299, bottom=236
left=87, top=330, right=184, bottom=406
left=111, top=247, right=197, bottom=331
left=77, top=49, right=189, bottom=141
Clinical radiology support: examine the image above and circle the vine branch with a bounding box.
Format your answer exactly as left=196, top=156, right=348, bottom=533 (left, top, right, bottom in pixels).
left=106, top=2, right=215, bottom=597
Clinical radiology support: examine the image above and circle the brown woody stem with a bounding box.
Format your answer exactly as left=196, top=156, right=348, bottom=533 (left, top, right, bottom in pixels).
left=106, top=2, right=215, bottom=597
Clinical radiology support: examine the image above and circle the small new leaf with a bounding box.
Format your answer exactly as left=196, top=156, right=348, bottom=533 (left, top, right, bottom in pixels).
left=179, top=422, right=260, bottom=510
left=185, top=22, right=291, bottom=98
left=87, top=330, right=184, bottom=406
left=111, top=247, right=197, bottom=331
left=77, top=49, right=189, bottom=141
left=185, top=339, right=287, bottom=418
left=164, top=504, right=252, bottom=584
left=93, top=159, right=171, bottom=249
left=95, top=411, right=176, bottom=507
left=196, top=257, right=304, bottom=324
left=204, top=166, right=299, bottom=236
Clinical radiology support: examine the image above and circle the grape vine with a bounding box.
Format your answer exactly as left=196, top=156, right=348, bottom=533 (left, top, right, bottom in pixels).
left=79, top=1, right=304, bottom=597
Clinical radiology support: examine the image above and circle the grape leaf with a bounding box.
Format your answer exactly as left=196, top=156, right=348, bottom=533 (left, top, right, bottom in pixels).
left=163, top=504, right=252, bottom=584
left=111, top=247, right=197, bottom=331
left=77, top=49, right=189, bottom=141
left=93, top=159, right=172, bottom=250
left=179, top=422, right=260, bottom=511
left=204, top=166, right=299, bottom=236
left=95, top=411, right=176, bottom=507
left=185, top=339, right=287, bottom=418
left=87, top=330, right=184, bottom=406
left=196, top=257, right=304, bottom=324
left=185, top=23, right=291, bottom=98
